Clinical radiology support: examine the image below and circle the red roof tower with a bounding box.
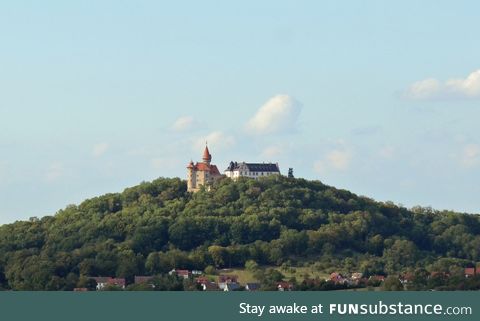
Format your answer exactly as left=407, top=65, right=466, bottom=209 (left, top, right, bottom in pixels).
left=202, top=144, right=212, bottom=164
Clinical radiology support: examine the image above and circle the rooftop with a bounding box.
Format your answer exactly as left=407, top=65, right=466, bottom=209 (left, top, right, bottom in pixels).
left=225, top=161, right=280, bottom=173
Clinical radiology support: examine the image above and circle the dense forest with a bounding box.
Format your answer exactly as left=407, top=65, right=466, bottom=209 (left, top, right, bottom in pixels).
left=0, top=176, right=479, bottom=290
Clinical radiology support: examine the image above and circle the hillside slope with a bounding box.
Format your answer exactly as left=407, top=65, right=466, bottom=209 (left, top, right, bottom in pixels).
left=0, top=176, right=479, bottom=290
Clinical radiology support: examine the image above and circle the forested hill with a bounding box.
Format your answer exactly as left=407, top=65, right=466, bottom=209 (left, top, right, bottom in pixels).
left=0, top=176, right=479, bottom=290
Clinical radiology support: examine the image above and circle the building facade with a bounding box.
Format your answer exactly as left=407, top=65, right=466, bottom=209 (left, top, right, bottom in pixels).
left=186, top=145, right=222, bottom=192
left=224, top=161, right=280, bottom=180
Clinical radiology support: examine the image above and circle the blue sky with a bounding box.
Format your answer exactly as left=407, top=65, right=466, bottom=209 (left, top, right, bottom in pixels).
left=1, top=1, right=479, bottom=224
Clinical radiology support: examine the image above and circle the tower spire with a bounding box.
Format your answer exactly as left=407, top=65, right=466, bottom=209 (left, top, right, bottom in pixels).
left=202, top=143, right=212, bottom=164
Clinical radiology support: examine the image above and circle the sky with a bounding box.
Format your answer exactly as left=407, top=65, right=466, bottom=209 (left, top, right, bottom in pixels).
left=1, top=1, right=479, bottom=225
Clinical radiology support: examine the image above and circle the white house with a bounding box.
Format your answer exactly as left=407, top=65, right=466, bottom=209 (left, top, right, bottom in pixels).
left=224, top=283, right=241, bottom=291
left=224, top=162, right=280, bottom=180
left=91, top=277, right=126, bottom=290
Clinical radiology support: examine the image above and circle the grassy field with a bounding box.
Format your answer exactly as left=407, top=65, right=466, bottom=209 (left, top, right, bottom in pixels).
left=216, top=268, right=258, bottom=284
left=207, top=266, right=383, bottom=291
left=214, top=266, right=330, bottom=284
left=279, top=266, right=330, bottom=282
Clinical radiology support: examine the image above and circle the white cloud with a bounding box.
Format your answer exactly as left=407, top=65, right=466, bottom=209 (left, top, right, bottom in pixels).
left=404, top=69, right=480, bottom=100
left=193, top=131, right=235, bottom=152
left=92, top=142, right=109, bottom=157
left=314, top=149, right=352, bottom=174
left=45, top=162, right=64, bottom=182
left=172, top=116, right=197, bottom=132
left=447, top=70, right=480, bottom=97
left=246, top=94, right=302, bottom=135
left=460, top=144, right=480, bottom=168
left=405, top=78, right=441, bottom=100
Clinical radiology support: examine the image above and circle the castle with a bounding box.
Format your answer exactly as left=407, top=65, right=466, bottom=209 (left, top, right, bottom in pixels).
left=224, top=161, right=280, bottom=180
left=186, top=145, right=222, bottom=192
left=187, top=145, right=281, bottom=192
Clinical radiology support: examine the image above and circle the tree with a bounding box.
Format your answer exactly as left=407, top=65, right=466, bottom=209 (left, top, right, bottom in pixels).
left=152, top=275, right=184, bottom=291
left=145, top=252, right=161, bottom=274
left=208, top=246, right=227, bottom=268
left=245, top=260, right=259, bottom=272
left=116, top=250, right=140, bottom=279
left=1, top=176, right=480, bottom=291
left=204, top=265, right=216, bottom=275
left=408, top=268, right=429, bottom=290
left=383, top=276, right=404, bottom=291
left=126, top=283, right=154, bottom=291
left=383, top=240, right=419, bottom=274
left=77, top=276, right=97, bottom=291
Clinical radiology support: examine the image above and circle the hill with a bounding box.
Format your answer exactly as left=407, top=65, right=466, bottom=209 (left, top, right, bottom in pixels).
left=0, top=176, right=479, bottom=290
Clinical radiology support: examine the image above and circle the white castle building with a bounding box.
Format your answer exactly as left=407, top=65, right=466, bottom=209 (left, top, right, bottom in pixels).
left=224, top=161, right=281, bottom=180
left=186, top=146, right=282, bottom=192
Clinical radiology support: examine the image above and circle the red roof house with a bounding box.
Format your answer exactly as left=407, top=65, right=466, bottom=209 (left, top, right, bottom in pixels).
left=465, top=268, right=476, bottom=277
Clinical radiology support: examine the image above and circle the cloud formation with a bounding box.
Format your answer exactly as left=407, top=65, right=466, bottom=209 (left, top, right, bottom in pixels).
left=314, top=149, right=352, bottom=174
left=194, top=131, right=235, bottom=152
left=404, top=69, right=480, bottom=100
left=172, top=116, right=198, bottom=132
left=92, top=143, right=109, bottom=157
left=246, top=95, right=302, bottom=135
left=460, top=144, right=480, bottom=168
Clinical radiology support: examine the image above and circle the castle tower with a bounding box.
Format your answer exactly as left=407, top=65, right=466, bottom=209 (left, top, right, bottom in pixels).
left=187, top=160, right=196, bottom=191
left=186, top=145, right=221, bottom=192
left=202, top=145, right=212, bottom=165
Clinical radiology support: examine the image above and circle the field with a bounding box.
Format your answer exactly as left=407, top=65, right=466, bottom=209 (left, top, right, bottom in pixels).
left=214, top=266, right=331, bottom=284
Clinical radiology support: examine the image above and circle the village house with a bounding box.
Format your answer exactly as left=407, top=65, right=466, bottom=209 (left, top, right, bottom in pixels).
left=399, top=273, right=414, bottom=285
left=201, top=282, right=220, bottom=291
left=169, top=269, right=190, bottom=279
left=134, top=276, right=155, bottom=288
left=134, top=276, right=154, bottom=284
left=195, top=276, right=209, bottom=285
left=245, top=283, right=260, bottom=291
left=349, top=272, right=365, bottom=286
left=277, top=281, right=293, bottom=291
left=429, top=271, right=450, bottom=279
left=368, top=275, right=385, bottom=283
left=224, top=283, right=241, bottom=291
left=351, top=272, right=363, bottom=281
left=91, top=277, right=126, bottom=290
left=196, top=276, right=219, bottom=291
left=329, top=272, right=346, bottom=284
left=218, top=275, right=238, bottom=290
left=464, top=267, right=476, bottom=278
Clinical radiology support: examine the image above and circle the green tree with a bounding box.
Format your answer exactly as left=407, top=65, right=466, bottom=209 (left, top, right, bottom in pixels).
left=383, top=240, right=419, bottom=274
left=245, top=260, right=259, bottom=272
left=383, top=276, right=404, bottom=291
